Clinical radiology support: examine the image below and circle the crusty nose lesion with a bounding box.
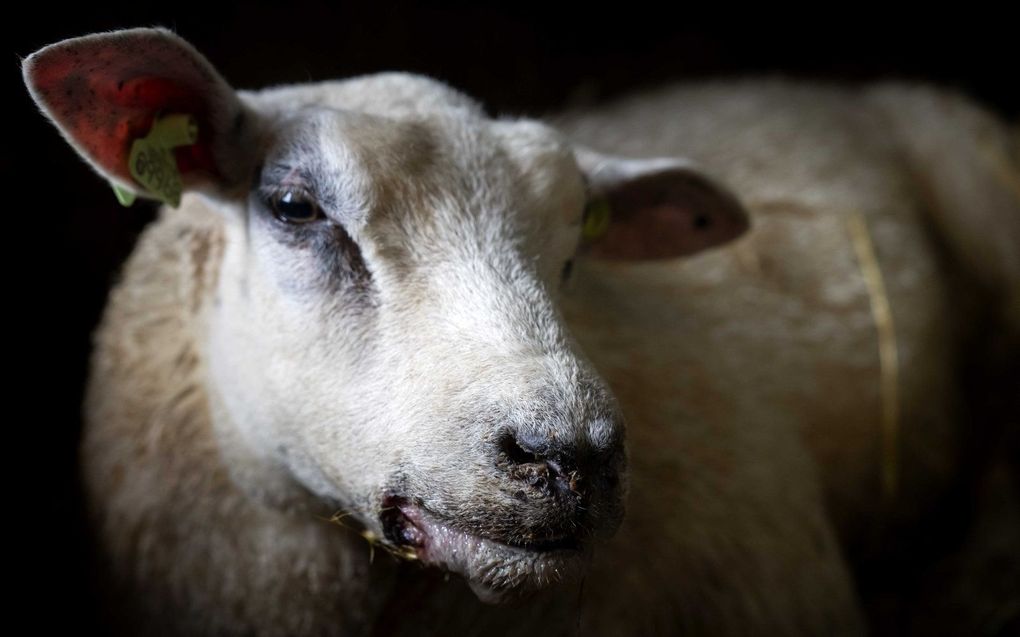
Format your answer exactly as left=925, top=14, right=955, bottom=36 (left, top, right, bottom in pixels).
left=499, top=431, right=581, bottom=497
left=495, top=424, right=623, bottom=505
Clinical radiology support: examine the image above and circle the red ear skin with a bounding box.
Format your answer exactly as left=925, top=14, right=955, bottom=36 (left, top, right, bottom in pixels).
left=587, top=171, right=750, bottom=261
left=111, top=78, right=217, bottom=176
left=30, top=68, right=215, bottom=183
left=25, top=36, right=219, bottom=185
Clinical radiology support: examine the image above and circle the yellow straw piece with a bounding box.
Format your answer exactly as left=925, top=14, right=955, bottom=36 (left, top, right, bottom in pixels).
left=846, top=212, right=900, bottom=501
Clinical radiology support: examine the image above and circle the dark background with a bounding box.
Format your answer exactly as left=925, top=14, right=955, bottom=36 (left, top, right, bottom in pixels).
left=8, top=4, right=1018, bottom=633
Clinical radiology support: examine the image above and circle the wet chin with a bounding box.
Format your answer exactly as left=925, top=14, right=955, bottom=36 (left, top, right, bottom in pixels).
left=450, top=539, right=590, bottom=604
left=384, top=502, right=590, bottom=604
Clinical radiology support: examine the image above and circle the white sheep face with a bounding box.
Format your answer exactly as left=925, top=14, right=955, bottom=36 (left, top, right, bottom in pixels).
left=206, top=91, right=626, bottom=599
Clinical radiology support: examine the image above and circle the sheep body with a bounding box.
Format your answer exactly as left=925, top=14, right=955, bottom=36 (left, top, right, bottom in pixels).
left=25, top=29, right=1018, bottom=636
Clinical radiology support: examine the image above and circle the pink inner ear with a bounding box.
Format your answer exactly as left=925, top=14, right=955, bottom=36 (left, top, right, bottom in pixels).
left=28, top=47, right=215, bottom=183
left=588, top=171, right=749, bottom=260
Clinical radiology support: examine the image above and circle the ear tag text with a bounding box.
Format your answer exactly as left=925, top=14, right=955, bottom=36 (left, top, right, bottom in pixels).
left=582, top=198, right=612, bottom=240
left=119, top=113, right=199, bottom=208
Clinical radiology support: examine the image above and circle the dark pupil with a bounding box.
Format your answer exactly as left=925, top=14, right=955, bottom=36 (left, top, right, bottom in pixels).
left=275, top=191, right=318, bottom=222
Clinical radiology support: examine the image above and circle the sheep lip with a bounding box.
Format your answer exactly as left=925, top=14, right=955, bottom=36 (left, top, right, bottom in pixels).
left=384, top=502, right=581, bottom=553
left=379, top=497, right=588, bottom=602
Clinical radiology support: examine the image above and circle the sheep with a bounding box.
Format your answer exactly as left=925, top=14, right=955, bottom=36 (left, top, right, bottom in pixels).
left=23, top=27, right=1019, bottom=636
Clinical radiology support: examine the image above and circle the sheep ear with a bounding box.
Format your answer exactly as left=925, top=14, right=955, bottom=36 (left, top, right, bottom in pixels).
left=22, top=27, right=260, bottom=206
left=575, top=148, right=750, bottom=260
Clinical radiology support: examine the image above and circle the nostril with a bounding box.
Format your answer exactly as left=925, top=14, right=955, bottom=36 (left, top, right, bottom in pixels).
left=497, top=430, right=580, bottom=497
left=497, top=431, right=541, bottom=466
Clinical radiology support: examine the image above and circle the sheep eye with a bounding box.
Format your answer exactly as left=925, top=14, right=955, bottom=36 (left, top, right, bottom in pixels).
left=270, top=190, right=323, bottom=224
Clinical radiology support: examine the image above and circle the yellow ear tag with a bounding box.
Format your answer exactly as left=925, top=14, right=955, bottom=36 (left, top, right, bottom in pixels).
left=111, top=183, right=136, bottom=207
left=125, top=114, right=199, bottom=208
left=582, top=198, right=612, bottom=240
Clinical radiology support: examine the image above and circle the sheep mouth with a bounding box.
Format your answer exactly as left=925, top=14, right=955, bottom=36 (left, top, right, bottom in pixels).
left=379, top=495, right=588, bottom=603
